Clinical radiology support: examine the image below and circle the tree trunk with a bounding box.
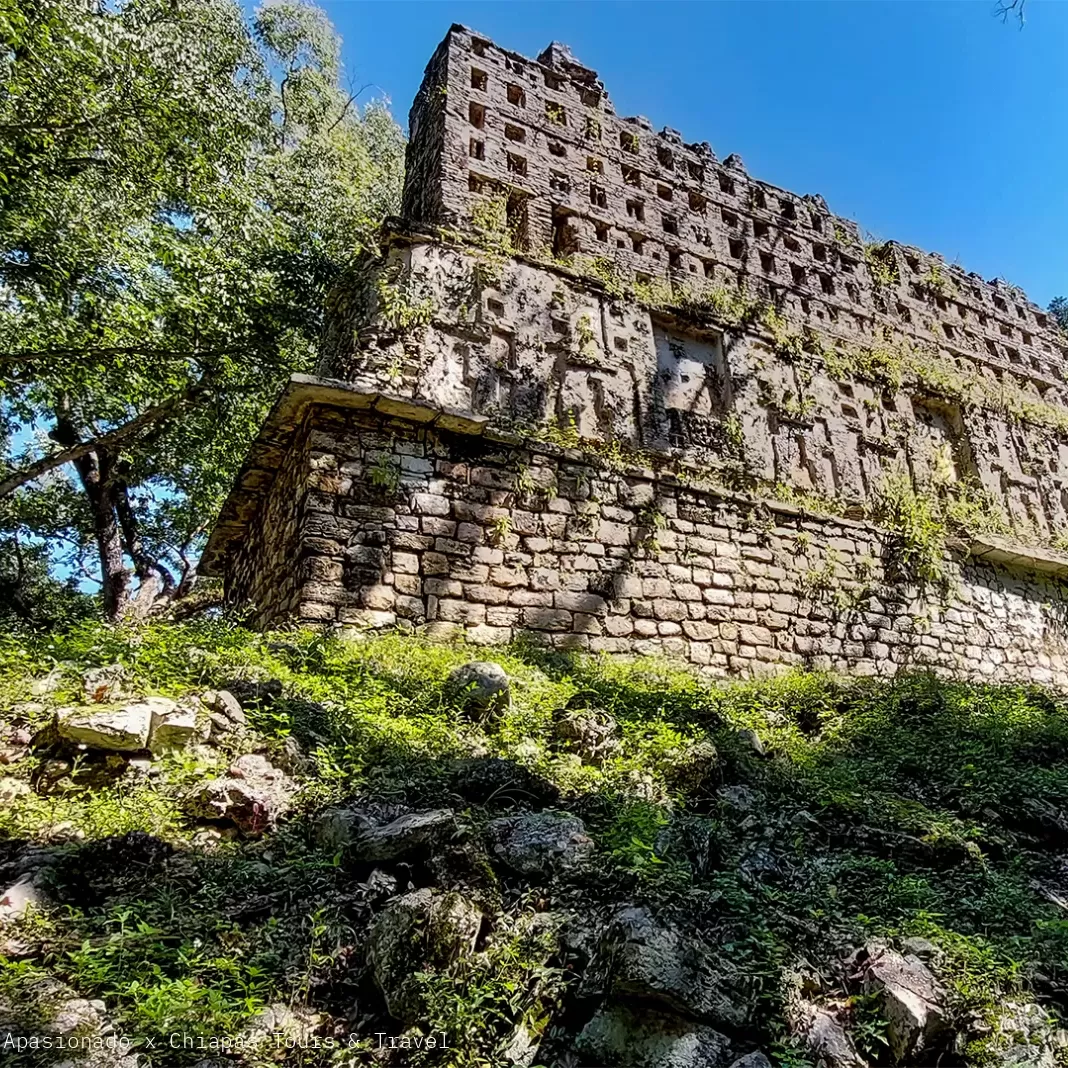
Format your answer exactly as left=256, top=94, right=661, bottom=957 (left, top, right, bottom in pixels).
left=53, top=403, right=130, bottom=620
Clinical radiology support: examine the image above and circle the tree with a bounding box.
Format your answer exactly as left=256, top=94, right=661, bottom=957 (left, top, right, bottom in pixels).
left=0, top=0, right=404, bottom=621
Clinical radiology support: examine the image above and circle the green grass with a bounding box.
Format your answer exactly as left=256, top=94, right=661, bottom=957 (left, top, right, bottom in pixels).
left=2, top=620, right=1068, bottom=1064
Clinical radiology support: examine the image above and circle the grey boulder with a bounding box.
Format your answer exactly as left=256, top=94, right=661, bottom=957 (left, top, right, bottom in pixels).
left=553, top=707, right=621, bottom=765
left=575, top=1003, right=732, bottom=1068
left=445, top=661, right=510, bottom=716
left=184, top=753, right=295, bottom=835
left=147, top=699, right=208, bottom=751
left=368, top=888, right=482, bottom=1023
left=81, top=664, right=130, bottom=704
left=487, top=811, right=594, bottom=876
left=792, top=998, right=866, bottom=1068
left=857, top=941, right=947, bottom=1062
left=356, top=808, right=458, bottom=861
left=55, top=702, right=157, bottom=751
left=603, top=906, right=747, bottom=1029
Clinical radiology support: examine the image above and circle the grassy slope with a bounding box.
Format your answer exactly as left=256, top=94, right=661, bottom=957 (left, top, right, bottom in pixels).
left=2, top=620, right=1068, bottom=1066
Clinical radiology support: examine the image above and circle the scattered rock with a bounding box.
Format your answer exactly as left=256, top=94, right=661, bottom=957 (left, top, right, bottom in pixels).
left=729, top=1053, right=773, bottom=1068
left=602, top=906, right=747, bottom=1028
left=553, top=707, right=621, bottom=765
left=978, top=1000, right=1068, bottom=1068
left=201, top=688, right=248, bottom=739
left=0, top=874, right=48, bottom=922
left=247, top=1002, right=321, bottom=1045
left=313, top=806, right=377, bottom=850
left=426, top=836, right=502, bottom=912
left=201, top=688, right=245, bottom=723
left=487, top=811, right=594, bottom=876
left=184, top=754, right=295, bottom=835
left=0, top=725, right=33, bottom=765
left=369, top=889, right=482, bottom=1023
left=736, top=728, right=766, bottom=757
left=81, top=663, right=130, bottom=704
left=447, top=757, right=559, bottom=807
left=717, top=785, right=760, bottom=812
left=0, top=974, right=140, bottom=1067
left=575, top=1003, right=732, bottom=1068
left=856, top=941, right=947, bottom=1062
left=147, top=698, right=207, bottom=751
left=55, top=701, right=157, bottom=751
left=445, top=661, right=510, bottom=717
left=792, top=998, right=866, bottom=1068
left=666, top=738, right=719, bottom=792
left=0, top=777, right=30, bottom=803
left=359, top=868, right=398, bottom=900
left=356, top=808, right=459, bottom=862
left=29, top=666, right=67, bottom=697
left=899, top=936, right=944, bottom=966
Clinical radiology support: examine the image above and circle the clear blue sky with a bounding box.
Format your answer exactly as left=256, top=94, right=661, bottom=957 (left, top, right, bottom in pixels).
left=320, top=0, right=1068, bottom=308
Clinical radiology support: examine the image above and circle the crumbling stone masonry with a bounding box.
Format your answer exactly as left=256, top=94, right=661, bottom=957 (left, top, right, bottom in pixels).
left=202, top=26, right=1068, bottom=685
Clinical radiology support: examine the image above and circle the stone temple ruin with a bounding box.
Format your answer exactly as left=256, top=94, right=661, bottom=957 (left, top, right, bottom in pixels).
left=202, top=25, right=1068, bottom=686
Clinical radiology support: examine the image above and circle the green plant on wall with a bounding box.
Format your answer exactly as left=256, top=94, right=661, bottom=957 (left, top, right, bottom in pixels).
left=368, top=453, right=401, bottom=494
left=636, top=503, right=667, bottom=553
left=871, top=468, right=948, bottom=590
left=375, top=270, right=437, bottom=336
left=865, top=241, right=900, bottom=290
left=575, top=312, right=599, bottom=362
left=489, top=514, right=512, bottom=545
left=921, top=262, right=950, bottom=296
left=470, top=193, right=511, bottom=253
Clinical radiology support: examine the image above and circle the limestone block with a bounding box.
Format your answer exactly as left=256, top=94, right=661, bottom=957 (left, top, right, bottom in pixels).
left=56, top=701, right=160, bottom=751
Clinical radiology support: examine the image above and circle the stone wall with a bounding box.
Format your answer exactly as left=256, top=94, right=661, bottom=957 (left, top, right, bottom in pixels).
left=403, top=24, right=1067, bottom=383
left=225, top=394, right=1068, bottom=688
left=319, top=237, right=1068, bottom=537
left=225, top=412, right=312, bottom=629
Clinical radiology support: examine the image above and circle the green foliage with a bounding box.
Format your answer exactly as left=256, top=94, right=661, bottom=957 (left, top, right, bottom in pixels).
left=414, top=919, right=565, bottom=1067
left=367, top=452, right=401, bottom=493
left=575, top=312, right=598, bottom=360
left=375, top=271, right=438, bottom=335
left=469, top=194, right=511, bottom=253
left=489, top=514, right=512, bottom=544
left=921, top=262, right=951, bottom=296
left=0, top=0, right=405, bottom=619
left=871, top=468, right=949, bottom=588
left=0, top=530, right=96, bottom=632
left=864, top=241, right=900, bottom=290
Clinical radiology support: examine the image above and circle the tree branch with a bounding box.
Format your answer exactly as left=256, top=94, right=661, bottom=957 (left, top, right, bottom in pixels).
left=0, top=383, right=209, bottom=497
left=0, top=344, right=252, bottom=365
left=995, top=0, right=1026, bottom=25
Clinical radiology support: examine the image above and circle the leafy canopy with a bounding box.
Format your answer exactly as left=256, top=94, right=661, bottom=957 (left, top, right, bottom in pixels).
left=0, top=0, right=404, bottom=619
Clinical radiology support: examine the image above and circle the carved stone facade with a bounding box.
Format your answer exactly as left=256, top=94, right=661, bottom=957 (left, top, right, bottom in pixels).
left=203, top=26, right=1068, bottom=685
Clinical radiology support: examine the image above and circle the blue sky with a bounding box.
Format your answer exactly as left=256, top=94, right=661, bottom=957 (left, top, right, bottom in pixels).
left=320, top=0, right=1068, bottom=308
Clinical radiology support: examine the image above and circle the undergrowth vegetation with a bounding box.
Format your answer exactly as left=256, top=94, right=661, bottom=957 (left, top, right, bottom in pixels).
left=3, top=621, right=1068, bottom=1064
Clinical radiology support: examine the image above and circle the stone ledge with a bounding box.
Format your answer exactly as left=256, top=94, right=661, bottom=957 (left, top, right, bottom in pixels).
left=957, top=534, right=1068, bottom=577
